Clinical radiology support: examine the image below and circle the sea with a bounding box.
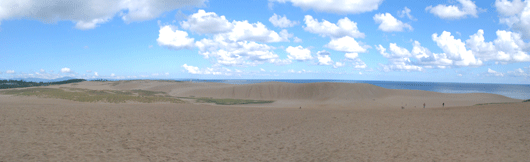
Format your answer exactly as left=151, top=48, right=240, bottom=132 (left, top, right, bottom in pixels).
left=179, top=79, right=530, bottom=100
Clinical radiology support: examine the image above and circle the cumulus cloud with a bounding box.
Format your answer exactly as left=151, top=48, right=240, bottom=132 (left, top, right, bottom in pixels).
left=376, top=44, right=423, bottom=72
left=376, top=29, right=530, bottom=72
left=432, top=31, right=482, bottom=66
left=398, top=7, right=417, bottom=21
left=496, top=0, right=530, bottom=39
left=160, top=10, right=294, bottom=67
left=40, top=69, right=45, bottom=73
left=110, top=73, right=115, bottom=77
left=466, top=29, right=530, bottom=63
left=303, top=15, right=365, bottom=39
left=373, top=13, right=413, bottom=32
left=487, top=68, right=505, bottom=76
left=426, top=0, right=481, bottom=19
left=325, top=36, right=369, bottom=53
left=316, top=50, right=333, bottom=65
left=286, top=69, right=314, bottom=74
left=6, top=70, right=14, bottom=74
left=213, top=20, right=289, bottom=43
left=507, top=68, right=529, bottom=77
left=286, top=46, right=313, bottom=61
left=269, top=0, right=384, bottom=14
left=157, top=25, right=195, bottom=50
left=495, top=0, right=525, bottom=16
left=411, top=41, right=454, bottom=67
left=269, top=14, right=299, bottom=28
left=0, top=0, right=206, bottom=29
left=196, top=39, right=288, bottom=66
left=333, top=62, right=345, bottom=68
left=182, top=64, right=232, bottom=75
left=180, top=10, right=233, bottom=34
left=61, top=67, right=72, bottom=73
left=94, top=72, right=99, bottom=77
left=293, top=37, right=303, bottom=43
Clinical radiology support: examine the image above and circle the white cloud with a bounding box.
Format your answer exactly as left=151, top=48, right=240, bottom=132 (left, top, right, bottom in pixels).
left=457, top=74, right=463, bottom=76
left=270, top=0, right=384, bottom=14
left=398, top=7, right=416, bottom=21
left=487, top=68, right=504, bottom=77
left=180, top=10, right=233, bottom=34
left=426, top=0, right=480, bottom=19
left=161, top=10, right=294, bottom=67
left=182, top=64, right=232, bottom=75
left=286, top=46, right=313, bottom=61
left=345, top=53, right=359, bottom=60
left=432, top=31, right=482, bottom=66
left=94, top=72, right=99, bottom=77
left=495, top=0, right=526, bottom=16
left=182, top=64, right=201, bottom=74
left=286, top=69, right=314, bottom=74
left=303, top=15, right=365, bottom=39
left=350, top=58, right=367, bottom=69
left=293, top=37, right=303, bottom=43
left=373, top=13, right=413, bottom=32
left=379, top=62, right=423, bottom=72
left=110, top=73, right=115, bottom=77
left=260, top=68, right=266, bottom=72
left=496, top=1, right=530, bottom=39
left=6, top=70, right=14, bottom=74
left=61, top=67, right=72, bottom=73
left=376, top=44, right=423, bottom=72
left=316, top=50, right=333, bottom=65
left=507, top=68, right=529, bottom=77
left=466, top=29, right=530, bottom=63
left=325, top=36, right=369, bottom=53
left=411, top=41, right=454, bottom=67
left=377, top=43, right=413, bottom=58
left=75, top=18, right=110, bottom=30
left=157, top=25, right=195, bottom=50
left=196, top=39, right=288, bottom=66
left=333, top=62, right=345, bottom=68
left=40, top=69, right=45, bottom=73
left=217, top=20, right=288, bottom=43
left=0, top=0, right=206, bottom=29
left=269, top=14, right=299, bottom=28
left=342, top=52, right=367, bottom=69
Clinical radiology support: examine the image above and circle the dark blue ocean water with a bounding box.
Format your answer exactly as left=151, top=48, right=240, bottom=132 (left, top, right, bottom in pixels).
left=180, top=79, right=530, bottom=100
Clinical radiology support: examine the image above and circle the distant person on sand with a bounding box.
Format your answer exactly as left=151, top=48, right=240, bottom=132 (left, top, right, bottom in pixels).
left=443, top=103, right=444, bottom=107
left=423, top=103, right=425, bottom=108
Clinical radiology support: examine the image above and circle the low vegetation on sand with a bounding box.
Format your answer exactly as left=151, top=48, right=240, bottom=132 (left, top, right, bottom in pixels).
left=0, top=79, right=86, bottom=89
left=192, top=97, right=274, bottom=105
left=523, top=99, right=530, bottom=102
left=0, top=88, right=184, bottom=104
left=475, top=102, right=515, bottom=106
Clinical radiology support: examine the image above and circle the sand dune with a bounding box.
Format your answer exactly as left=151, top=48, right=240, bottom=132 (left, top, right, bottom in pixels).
left=64, top=80, right=521, bottom=109
left=0, top=93, right=528, bottom=161
left=1, top=80, right=529, bottom=161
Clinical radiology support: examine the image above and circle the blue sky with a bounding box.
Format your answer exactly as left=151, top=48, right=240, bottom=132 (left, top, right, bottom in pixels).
left=1, top=0, right=530, bottom=84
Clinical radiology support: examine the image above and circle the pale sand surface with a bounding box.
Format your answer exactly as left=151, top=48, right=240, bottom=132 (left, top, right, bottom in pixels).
left=1, top=81, right=529, bottom=161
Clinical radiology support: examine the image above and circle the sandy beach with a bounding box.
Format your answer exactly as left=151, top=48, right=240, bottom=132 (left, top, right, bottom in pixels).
left=0, top=81, right=529, bottom=161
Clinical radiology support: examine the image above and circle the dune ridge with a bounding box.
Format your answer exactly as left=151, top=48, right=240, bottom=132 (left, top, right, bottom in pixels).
left=55, top=80, right=522, bottom=109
